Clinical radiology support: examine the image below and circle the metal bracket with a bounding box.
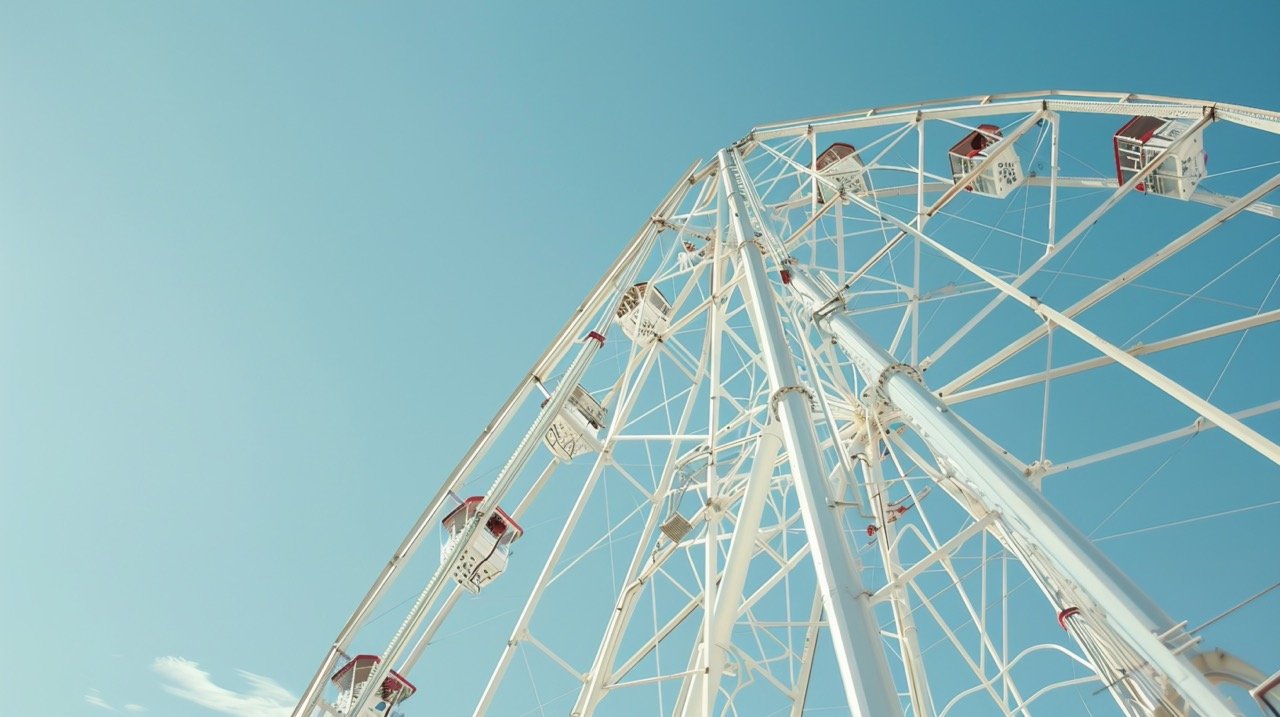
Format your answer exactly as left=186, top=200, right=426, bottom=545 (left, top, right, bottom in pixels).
left=769, top=385, right=816, bottom=420
left=873, top=362, right=924, bottom=399
left=813, top=293, right=846, bottom=324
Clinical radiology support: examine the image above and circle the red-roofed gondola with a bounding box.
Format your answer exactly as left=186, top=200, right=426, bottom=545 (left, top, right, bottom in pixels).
left=440, top=497, right=524, bottom=593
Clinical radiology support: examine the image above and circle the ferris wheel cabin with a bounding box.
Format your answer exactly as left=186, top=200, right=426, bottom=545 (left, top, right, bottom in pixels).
left=329, top=654, right=416, bottom=717
left=541, top=384, right=607, bottom=461
left=813, top=142, right=868, bottom=203
left=615, top=282, right=671, bottom=345
left=947, top=124, right=1025, bottom=198
left=1113, top=116, right=1207, bottom=200
left=440, top=497, right=523, bottom=593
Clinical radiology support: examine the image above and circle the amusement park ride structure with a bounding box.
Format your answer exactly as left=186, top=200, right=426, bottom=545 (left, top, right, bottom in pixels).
left=290, top=92, right=1280, bottom=717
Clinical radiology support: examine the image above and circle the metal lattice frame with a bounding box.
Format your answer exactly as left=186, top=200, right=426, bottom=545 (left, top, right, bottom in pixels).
left=292, top=92, right=1280, bottom=717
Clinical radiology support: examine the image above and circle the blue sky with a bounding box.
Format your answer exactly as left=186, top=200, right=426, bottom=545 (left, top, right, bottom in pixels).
left=2, top=2, right=1278, bottom=715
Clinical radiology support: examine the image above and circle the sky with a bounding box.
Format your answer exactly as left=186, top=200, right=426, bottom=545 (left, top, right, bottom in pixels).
left=2, top=2, right=1279, bottom=716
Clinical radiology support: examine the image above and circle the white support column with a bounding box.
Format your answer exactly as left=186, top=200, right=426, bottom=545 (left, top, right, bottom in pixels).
left=864, top=439, right=935, bottom=717
left=720, top=149, right=905, bottom=717
left=789, top=592, right=826, bottom=717
left=784, top=266, right=1237, bottom=716
left=911, top=114, right=925, bottom=366
left=679, top=425, right=784, bottom=717
left=700, top=198, right=729, bottom=717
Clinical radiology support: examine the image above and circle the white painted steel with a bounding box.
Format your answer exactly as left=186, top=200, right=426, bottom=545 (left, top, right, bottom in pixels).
left=785, top=267, right=1235, bottom=716
left=471, top=348, right=662, bottom=717
left=940, top=172, right=1280, bottom=397
left=291, top=162, right=699, bottom=717
left=293, top=93, right=1279, bottom=717
left=721, top=148, right=904, bottom=717
left=345, top=329, right=611, bottom=717
left=678, top=425, right=783, bottom=717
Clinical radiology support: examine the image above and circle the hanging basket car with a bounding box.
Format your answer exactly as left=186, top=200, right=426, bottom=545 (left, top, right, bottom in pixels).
left=947, top=124, right=1025, bottom=198
left=440, top=497, right=524, bottom=593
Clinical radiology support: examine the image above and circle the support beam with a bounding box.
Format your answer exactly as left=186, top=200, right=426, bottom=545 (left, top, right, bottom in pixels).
left=1043, top=400, right=1280, bottom=478
left=572, top=350, right=722, bottom=715
left=679, top=425, right=784, bottom=717
left=910, top=221, right=1280, bottom=466
left=871, top=514, right=998, bottom=602
left=722, top=148, right=904, bottom=717
left=941, top=171, right=1280, bottom=396
left=948, top=308, right=1280, bottom=405
left=864, top=439, right=936, bottom=717
left=789, top=593, right=825, bottom=717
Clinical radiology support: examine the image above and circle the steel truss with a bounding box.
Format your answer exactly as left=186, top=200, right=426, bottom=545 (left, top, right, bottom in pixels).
left=293, top=92, right=1280, bottom=717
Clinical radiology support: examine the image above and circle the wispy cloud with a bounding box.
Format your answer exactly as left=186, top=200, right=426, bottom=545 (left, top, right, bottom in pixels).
left=153, top=657, right=295, bottom=717
left=124, top=705, right=148, bottom=713
left=85, top=689, right=118, bottom=711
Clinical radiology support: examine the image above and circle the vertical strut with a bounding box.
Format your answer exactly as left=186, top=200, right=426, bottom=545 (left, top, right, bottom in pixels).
left=678, top=425, right=784, bottom=717
left=864, top=438, right=936, bottom=717
left=721, top=148, right=905, bottom=717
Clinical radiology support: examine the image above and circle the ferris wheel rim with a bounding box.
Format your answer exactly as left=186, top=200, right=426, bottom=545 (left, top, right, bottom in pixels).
left=746, top=90, right=1280, bottom=141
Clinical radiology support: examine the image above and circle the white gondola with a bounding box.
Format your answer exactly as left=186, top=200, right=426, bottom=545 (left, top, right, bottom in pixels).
left=330, top=654, right=415, bottom=717
left=541, top=384, right=606, bottom=461
left=615, top=282, right=670, bottom=345
left=947, top=124, right=1025, bottom=198
left=440, top=497, right=523, bottom=594
left=813, top=142, right=868, bottom=203
left=1113, top=116, right=1207, bottom=200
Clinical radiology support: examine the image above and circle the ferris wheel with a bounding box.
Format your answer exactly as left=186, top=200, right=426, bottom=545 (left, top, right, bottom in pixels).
left=291, top=91, right=1280, bottom=717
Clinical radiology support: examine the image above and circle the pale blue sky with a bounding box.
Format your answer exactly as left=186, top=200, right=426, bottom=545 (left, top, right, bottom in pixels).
left=2, top=2, right=1278, bottom=715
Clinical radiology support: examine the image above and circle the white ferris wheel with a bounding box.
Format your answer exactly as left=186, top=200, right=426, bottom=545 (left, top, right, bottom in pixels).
left=291, top=91, right=1280, bottom=717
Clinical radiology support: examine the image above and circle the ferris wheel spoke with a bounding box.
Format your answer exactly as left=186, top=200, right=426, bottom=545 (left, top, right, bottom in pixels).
left=940, top=171, right=1280, bottom=397
left=1019, top=175, right=1280, bottom=219
left=949, top=309, right=1280, bottom=412
left=812, top=164, right=1280, bottom=467
left=1040, top=399, right=1280, bottom=480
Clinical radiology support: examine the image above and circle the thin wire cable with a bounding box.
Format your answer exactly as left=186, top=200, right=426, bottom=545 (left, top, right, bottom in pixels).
left=1188, top=581, right=1280, bottom=634
left=520, top=647, right=549, bottom=717
left=1088, top=436, right=1193, bottom=537
left=1093, top=499, right=1280, bottom=542
left=1207, top=269, right=1280, bottom=400
left=1204, top=159, right=1280, bottom=179
left=1125, top=232, right=1280, bottom=346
